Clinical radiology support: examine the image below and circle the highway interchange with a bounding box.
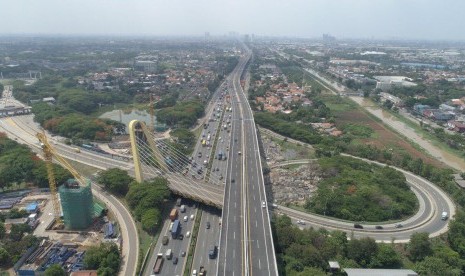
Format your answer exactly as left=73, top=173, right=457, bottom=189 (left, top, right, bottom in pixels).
left=0, top=45, right=458, bottom=275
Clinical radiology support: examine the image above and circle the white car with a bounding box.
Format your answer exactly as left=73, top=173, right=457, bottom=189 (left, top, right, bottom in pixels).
left=190, top=214, right=194, bottom=220
left=262, top=201, right=266, bottom=208
left=186, top=231, right=191, bottom=237
left=183, top=216, right=188, bottom=222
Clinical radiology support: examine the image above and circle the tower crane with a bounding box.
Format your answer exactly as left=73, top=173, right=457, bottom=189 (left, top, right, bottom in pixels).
left=36, top=131, right=87, bottom=220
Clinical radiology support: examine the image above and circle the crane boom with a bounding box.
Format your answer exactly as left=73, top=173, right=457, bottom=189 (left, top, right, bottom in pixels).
left=36, top=132, right=87, bottom=219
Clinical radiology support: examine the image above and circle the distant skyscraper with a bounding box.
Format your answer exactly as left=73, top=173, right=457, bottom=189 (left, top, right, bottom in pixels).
left=323, top=33, right=336, bottom=43
left=205, top=32, right=210, bottom=42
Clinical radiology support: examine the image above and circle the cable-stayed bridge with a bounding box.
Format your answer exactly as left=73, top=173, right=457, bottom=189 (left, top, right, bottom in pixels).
left=128, top=120, right=225, bottom=207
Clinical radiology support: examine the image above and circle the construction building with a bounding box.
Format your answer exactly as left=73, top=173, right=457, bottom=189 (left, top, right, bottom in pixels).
left=59, top=179, right=94, bottom=230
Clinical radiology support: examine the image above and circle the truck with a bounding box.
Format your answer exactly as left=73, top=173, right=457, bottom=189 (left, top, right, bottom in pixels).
left=162, top=235, right=169, bottom=245
left=442, top=211, right=449, bottom=220
left=171, top=219, right=181, bottom=238
left=153, top=253, right=164, bottom=274
left=169, top=208, right=178, bottom=221
left=165, top=248, right=172, bottom=260
left=199, top=266, right=206, bottom=276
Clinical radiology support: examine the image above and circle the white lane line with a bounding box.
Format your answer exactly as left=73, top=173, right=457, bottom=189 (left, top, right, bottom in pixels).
left=256, top=220, right=258, bottom=228
left=259, top=258, right=261, bottom=269
left=234, top=231, right=236, bottom=239
left=257, top=240, right=260, bottom=249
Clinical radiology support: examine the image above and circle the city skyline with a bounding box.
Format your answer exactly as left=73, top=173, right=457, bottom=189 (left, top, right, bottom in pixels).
left=0, top=0, right=464, bottom=41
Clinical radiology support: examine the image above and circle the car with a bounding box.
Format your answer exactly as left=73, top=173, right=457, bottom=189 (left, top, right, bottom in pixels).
left=203, top=160, right=208, bottom=165
left=178, top=234, right=184, bottom=240
left=192, top=270, right=197, bottom=276
left=231, top=179, right=235, bottom=183
left=216, top=167, right=219, bottom=171
left=354, top=224, right=364, bottom=229
left=375, top=225, right=383, bottom=230
left=262, top=201, right=266, bottom=208
left=190, top=214, right=194, bottom=220
left=395, top=223, right=403, bottom=228
left=296, top=220, right=305, bottom=225
left=173, top=257, right=178, bottom=264
left=184, top=216, right=188, bottom=222
left=219, top=175, right=223, bottom=180
left=206, top=221, right=211, bottom=229
left=181, top=251, right=186, bottom=257
left=238, top=151, right=242, bottom=155
left=186, top=231, right=191, bottom=238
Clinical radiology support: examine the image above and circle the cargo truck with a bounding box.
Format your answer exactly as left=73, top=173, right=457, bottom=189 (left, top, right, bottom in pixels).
left=153, top=253, right=164, bottom=274
left=171, top=219, right=181, bottom=238
left=169, top=208, right=178, bottom=221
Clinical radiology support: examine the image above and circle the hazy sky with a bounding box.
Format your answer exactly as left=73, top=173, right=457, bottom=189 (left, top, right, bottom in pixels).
left=0, top=0, right=464, bottom=40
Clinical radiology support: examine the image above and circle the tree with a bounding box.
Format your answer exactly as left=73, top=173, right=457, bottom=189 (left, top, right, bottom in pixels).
left=141, top=208, right=162, bottom=235
left=44, top=264, right=66, bottom=276
left=84, top=243, right=121, bottom=273
left=347, top=237, right=378, bottom=266
left=414, top=256, right=461, bottom=276
left=97, top=168, right=133, bottom=196
left=0, top=222, right=5, bottom=239
left=408, top=232, right=432, bottom=262
left=370, top=243, right=401, bottom=268
left=9, top=223, right=31, bottom=242
left=0, top=247, right=11, bottom=267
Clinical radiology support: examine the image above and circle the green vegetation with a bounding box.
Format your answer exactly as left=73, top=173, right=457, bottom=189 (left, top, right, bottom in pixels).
left=96, top=168, right=133, bottom=196
left=84, top=243, right=121, bottom=275
left=255, top=112, right=334, bottom=145
left=0, top=133, right=71, bottom=191
left=305, top=156, right=417, bottom=221
left=170, top=128, right=196, bottom=154
left=340, top=124, right=374, bottom=138
left=0, top=230, right=39, bottom=268
left=125, top=178, right=170, bottom=233
left=32, top=102, right=123, bottom=141
left=156, top=100, right=204, bottom=128
left=44, top=264, right=66, bottom=276
left=275, top=213, right=465, bottom=275
left=274, top=215, right=402, bottom=275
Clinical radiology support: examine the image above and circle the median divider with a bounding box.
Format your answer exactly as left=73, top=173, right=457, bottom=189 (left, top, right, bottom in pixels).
left=183, top=207, right=202, bottom=276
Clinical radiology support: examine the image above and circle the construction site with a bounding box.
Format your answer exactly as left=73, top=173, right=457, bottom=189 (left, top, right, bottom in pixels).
left=1, top=133, right=120, bottom=275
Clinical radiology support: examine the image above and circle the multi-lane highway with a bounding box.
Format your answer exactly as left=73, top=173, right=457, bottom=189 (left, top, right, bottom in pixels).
left=218, top=48, right=278, bottom=275
left=145, top=200, right=198, bottom=276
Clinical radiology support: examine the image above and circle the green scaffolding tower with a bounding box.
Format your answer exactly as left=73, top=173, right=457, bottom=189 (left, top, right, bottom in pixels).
left=59, top=179, right=94, bottom=230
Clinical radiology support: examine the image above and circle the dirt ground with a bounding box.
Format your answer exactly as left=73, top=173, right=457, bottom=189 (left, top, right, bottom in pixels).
left=336, top=110, right=444, bottom=168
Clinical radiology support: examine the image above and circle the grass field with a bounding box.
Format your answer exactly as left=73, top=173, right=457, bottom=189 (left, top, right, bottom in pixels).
left=321, top=95, right=444, bottom=167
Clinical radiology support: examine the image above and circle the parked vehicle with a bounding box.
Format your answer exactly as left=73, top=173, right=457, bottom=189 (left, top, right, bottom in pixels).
left=354, top=224, right=363, bottom=229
